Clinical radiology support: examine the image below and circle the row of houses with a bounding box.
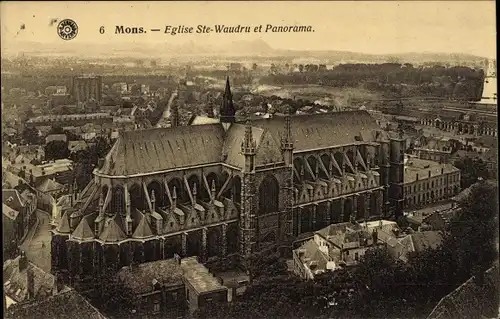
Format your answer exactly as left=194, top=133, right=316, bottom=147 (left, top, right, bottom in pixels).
left=292, top=218, right=443, bottom=280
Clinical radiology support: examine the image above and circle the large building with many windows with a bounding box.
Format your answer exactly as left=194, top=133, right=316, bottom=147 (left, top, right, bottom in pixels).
left=403, top=156, right=461, bottom=210
left=51, top=78, right=406, bottom=289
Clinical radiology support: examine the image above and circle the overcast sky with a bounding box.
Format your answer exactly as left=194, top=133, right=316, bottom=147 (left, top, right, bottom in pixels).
left=1, top=1, right=496, bottom=58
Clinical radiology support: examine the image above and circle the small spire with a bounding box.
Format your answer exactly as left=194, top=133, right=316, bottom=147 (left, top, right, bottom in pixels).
left=192, top=183, right=197, bottom=204
left=172, top=186, right=177, bottom=200
left=220, top=76, right=236, bottom=124
left=242, top=120, right=255, bottom=153
left=211, top=180, right=216, bottom=202
left=98, top=191, right=104, bottom=210
left=151, top=189, right=156, bottom=212
left=300, top=166, right=305, bottom=177
left=284, top=106, right=292, bottom=143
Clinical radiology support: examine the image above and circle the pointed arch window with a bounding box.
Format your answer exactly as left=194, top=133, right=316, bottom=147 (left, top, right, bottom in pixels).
left=259, top=175, right=279, bottom=215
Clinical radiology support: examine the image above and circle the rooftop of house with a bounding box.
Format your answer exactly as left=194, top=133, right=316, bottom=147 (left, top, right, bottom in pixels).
left=3, top=203, right=19, bottom=221
left=2, top=189, right=26, bottom=211
left=294, top=238, right=340, bottom=274
left=427, top=262, right=499, bottom=319
left=27, top=113, right=111, bottom=123
left=3, top=255, right=64, bottom=304
left=181, top=257, right=227, bottom=295
left=37, top=178, right=65, bottom=193
left=117, top=258, right=184, bottom=295
left=4, top=289, right=106, bottom=319
left=403, top=157, right=459, bottom=184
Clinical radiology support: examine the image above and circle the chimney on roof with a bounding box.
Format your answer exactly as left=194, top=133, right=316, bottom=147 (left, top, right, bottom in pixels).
left=19, top=251, right=28, bottom=271
left=53, top=272, right=64, bottom=296
left=27, top=265, right=34, bottom=300
left=372, top=229, right=378, bottom=245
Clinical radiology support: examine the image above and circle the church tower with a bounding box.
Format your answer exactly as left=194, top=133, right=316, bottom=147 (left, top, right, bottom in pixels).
left=170, top=100, right=179, bottom=127
left=280, top=107, right=295, bottom=254
left=240, top=120, right=256, bottom=261
left=389, top=131, right=405, bottom=219
left=220, top=77, right=236, bottom=131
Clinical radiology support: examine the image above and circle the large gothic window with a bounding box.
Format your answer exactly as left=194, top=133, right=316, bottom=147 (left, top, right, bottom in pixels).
left=259, top=175, right=279, bottom=215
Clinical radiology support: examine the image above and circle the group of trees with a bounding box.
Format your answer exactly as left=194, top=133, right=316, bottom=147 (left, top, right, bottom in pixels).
left=261, top=64, right=484, bottom=101
left=453, top=157, right=492, bottom=189
left=195, top=181, right=498, bottom=319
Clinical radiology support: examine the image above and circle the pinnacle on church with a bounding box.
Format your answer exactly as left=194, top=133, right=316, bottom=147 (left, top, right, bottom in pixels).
left=220, top=76, right=236, bottom=123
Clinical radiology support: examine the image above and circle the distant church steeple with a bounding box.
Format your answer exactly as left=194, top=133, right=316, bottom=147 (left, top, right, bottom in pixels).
left=220, top=76, right=236, bottom=130
left=170, top=101, right=179, bottom=127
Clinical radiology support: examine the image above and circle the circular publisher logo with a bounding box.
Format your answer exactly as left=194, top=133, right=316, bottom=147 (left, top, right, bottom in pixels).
left=57, top=19, right=78, bottom=40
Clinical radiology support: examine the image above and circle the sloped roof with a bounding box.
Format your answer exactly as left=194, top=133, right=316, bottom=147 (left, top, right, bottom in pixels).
left=37, top=178, right=64, bottom=193
left=3, top=203, right=19, bottom=221
left=57, top=211, right=71, bottom=234
left=248, top=110, right=384, bottom=152
left=2, top=171, right=25, bottom=189
left=99, top=217, right=127, bottom=243
left=132, top=214, right=154, bottom=239
left=3, top=257, right=56, bottom=303
left=2, top=189, right=26, bottom=211
left=68, top=140, right=89, bottom=153
left=117, top=259, right=184, bottom=295
left=4, top=289, right=107, bottom=319
left=294, top=239, right=331, bottom=272
left=223, top=123, right=265, bottom=168
left=427, top=263, right=499, bottom=319
left=410, top=231, right=443, bottom=252
left=97, top=124, right=225, bottom=176
left=190, top=116, right=221, bottom=125
left=72, top=217, right=95, bottom=241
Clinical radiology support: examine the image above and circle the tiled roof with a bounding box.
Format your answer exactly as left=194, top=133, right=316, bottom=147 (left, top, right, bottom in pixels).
left=97, top=124, right=225, bottom=176
left=294, top=239, right=331, bottom=273
left=409, top=231, right=443, bottom=252
left=56, top=211, right=71, bottom=233
left=4, top=289, right=107, bottom=319
left=223, top=124, right=265, bottom=168
left=118, top=259, right=184, bottom=295
left=248, top=110, right=385, bottom=152
left=2, top=189, right=26, bottom=211
left=37, top=178, right=64, bottom=193
left=3, top=203, right=19, bottom=221
left=71, top=217, right=95, bottom=241
left=132, top=214, right=154, bottom=239
left=427, top=263, right=499, bottom=319
left=99, top=217, right=127, bottom=243
left=404, top=158, right=459, bottom=184
left=181, top=257, right=226, bottom=294
left=2, top=171, right=26, bottom=189
left=3, top=257, right=56, bottom=303
left=68, top=140, right=89, bottom=153
left=190, top=116, right=221, bottom=125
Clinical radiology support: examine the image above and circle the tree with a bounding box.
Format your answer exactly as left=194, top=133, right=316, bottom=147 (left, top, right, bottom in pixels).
left=453, top=157, right=490, bottom=188
left=44, top=140, right=70, bottom=161
left=22, top=126, right=39, bottom=145
left=82, top=268, right=136, bottom=318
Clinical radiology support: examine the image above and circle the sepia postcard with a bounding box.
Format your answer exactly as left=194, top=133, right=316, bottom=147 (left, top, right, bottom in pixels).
left=1, top=1, right=498, bottom=318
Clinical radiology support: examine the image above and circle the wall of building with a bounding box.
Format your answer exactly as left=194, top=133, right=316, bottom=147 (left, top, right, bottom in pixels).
left=404, top=171, right=461, bottom=209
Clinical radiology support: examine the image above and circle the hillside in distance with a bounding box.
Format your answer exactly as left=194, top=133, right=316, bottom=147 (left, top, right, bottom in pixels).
left=2, top=39, right=488, bottom=64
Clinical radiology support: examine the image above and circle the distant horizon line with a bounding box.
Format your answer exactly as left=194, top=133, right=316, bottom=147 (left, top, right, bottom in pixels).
left=4, top=39, right=495, bottom=58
